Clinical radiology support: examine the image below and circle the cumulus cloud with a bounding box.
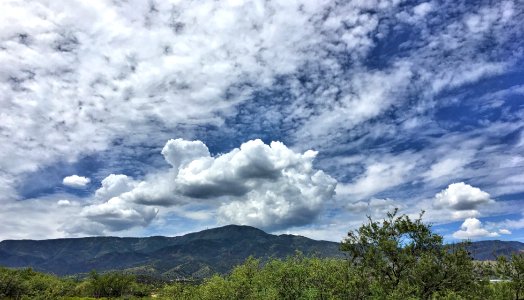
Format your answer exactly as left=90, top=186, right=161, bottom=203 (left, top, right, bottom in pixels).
left=75, top=139, right=336, bottom=232
left=116, top=173, right=179, bottom=207
left=217, top=167, right=336, bottom=230
left=434, top=182, right=492, bottom=211
left=175, top=140, right=336, bottom=229
left=161, top=139, right=210, bottom=170
left=428, top=183, right=497, bottom=223
left=62, top=175, right=91, bottom=188
left=95, top=174, right=137, bottom=201
left=175, top=140, right=321, bottom=196
left=80, top=197, right=158, bottom=232
left=56, top=199, right=71, bottom=206
left=452, top=218, right=499, bottom=239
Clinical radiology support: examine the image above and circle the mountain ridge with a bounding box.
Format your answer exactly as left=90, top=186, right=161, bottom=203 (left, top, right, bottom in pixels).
left=1, top=225, right=523, bottom=279
left=0, top=225, right=342, bottom=279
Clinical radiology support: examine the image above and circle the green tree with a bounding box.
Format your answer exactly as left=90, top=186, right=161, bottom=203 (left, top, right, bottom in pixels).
left=496, top=253, right=524, bottom=300
left=340, top=209, right=483, bottom=299
left=0, top=267, right=75, bottom=300
left=86, top=270, right=140, bottom=298
left=0, top=267, right=26, bottom=299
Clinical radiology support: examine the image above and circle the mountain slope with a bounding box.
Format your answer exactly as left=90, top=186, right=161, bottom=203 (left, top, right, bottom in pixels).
left=466, top=240, right=524, bottom=260
left=0, top=225, right=341, bottom=279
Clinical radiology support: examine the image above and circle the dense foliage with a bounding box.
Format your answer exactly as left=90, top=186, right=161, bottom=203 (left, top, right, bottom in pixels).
left=339, top=209, right=485, bottom=299
left=496, top=253, right=524, bottom=300
left=1, top=211, right=524, bottom=299
left=0, top=268, right=152, bottom=299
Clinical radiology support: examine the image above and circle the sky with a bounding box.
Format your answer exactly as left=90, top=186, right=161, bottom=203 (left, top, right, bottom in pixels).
left=0, top=0, right=523, bottom=242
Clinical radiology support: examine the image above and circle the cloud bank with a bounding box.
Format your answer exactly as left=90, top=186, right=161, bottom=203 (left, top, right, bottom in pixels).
left=67, top=139, right=336, bottom=234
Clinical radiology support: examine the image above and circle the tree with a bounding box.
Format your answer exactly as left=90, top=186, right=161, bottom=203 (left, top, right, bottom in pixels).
left=496, top=253, right=524, bottom=300
left=86, top=270, right=137, bottom=298
left=340, top=209, right=483, bottom=299
left=0, top=267, right=26, bottom=299
left=0, top=267, right=75, bottom=300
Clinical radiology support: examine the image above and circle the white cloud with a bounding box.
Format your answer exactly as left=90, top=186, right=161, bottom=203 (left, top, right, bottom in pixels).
left=451, top=210, right=480, bottom=220
left=80, top=197, right=158, bottom=232
left=116, top=172, right=180, bottom=207
left=174, top=140, right=324, bottom=199
left=423, top=156, right=471, bottom=181
left=0, top=195, right=82, bottom=240
left=453, top=218, right=499, bottom=239
left=337, top=157, right=415, bottom=200
left=395, top=2, right=433, bottom=23
left=62, top=175, right=91, bottom=188
left=347, top=198, right=400, bottom=217
left=294, top=62, right=414, bottom=144
left=95, top=174, right=137, bottom=201
left=218, top=167, right=336, bottom=230
left=179, top=139, right=336, bottom=229
left=413, top=2, right=433, bottom=18
left=57, top=199, right=71, bottom=206
left=499, top=229, right=511, bottom=235
left=161, top=139, right=210, bottom=171
left=488, top=214, right=524, bottom=232
left=70, top=139, right=336, bottom=233
left=434, top=182, right=492, bottom=211
left=0, top=0, right=335, bottom=202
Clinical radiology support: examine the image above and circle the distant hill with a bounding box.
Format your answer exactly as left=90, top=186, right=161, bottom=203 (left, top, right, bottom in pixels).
left=1, top=225, right=522, bottom=279
left=0, top=225, right=342, bottom=279
left=465, top=240, right=524, bottom=260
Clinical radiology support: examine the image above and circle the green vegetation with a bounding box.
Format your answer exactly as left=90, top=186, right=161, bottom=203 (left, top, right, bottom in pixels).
left=340, top=209, right=483, bottom=299
left=496, top=252, right=524, bottom=300
left=0, top=268, right=152, bottom=299
left=1, top=210, right=524, bottom=299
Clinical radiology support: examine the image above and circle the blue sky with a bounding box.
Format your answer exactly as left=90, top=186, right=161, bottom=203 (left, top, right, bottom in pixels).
left=0, top=0, right=523, bottom=242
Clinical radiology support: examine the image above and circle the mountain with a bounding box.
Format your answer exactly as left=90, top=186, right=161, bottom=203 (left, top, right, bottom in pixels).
left=1, top=226, right=523, bottom=279
left=0, top=225, right=342, bottom=279
left=466, top=240, right=524, bottom=260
